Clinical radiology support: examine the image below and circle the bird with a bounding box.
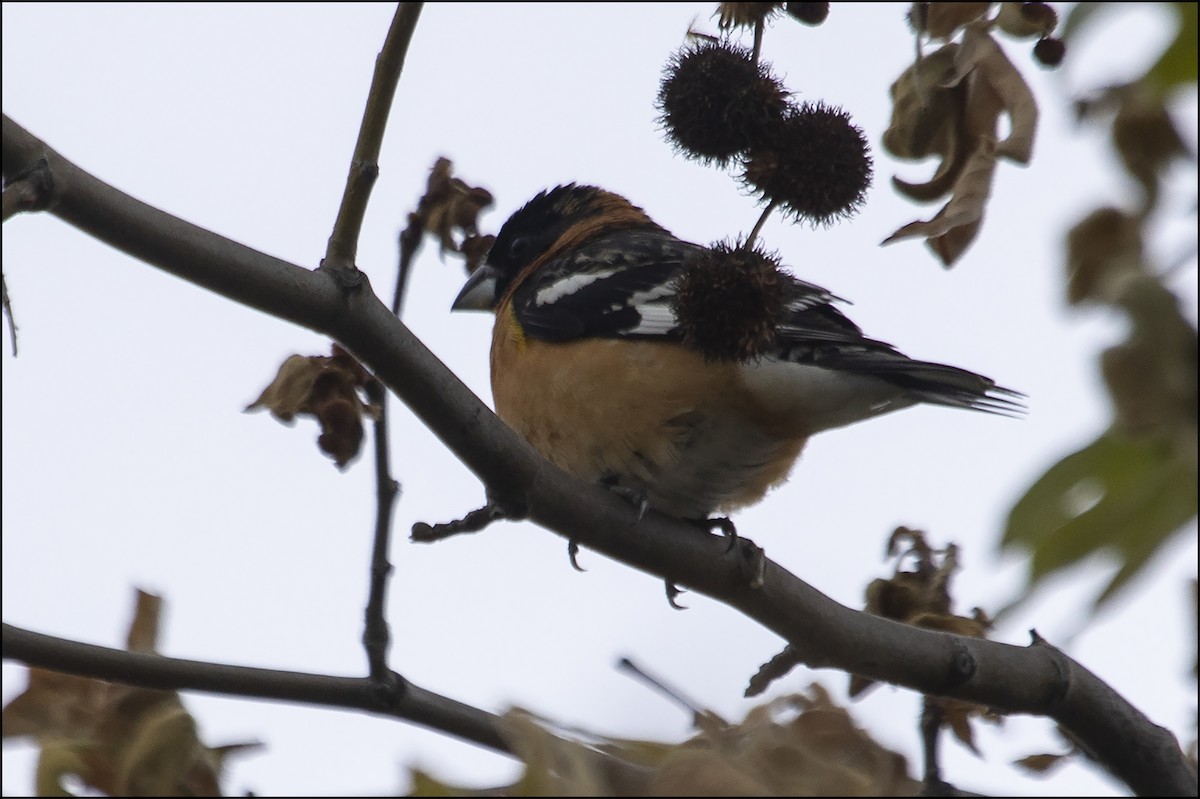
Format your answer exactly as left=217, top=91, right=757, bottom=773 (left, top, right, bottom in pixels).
left=452, top=184, right=1022, bottom=523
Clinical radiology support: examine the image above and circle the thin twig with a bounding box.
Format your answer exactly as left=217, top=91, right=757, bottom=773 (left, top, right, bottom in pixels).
left=344, top=2, right=424, bottom=685
left=751, top=18, right=765, bottom=65
left=323, top=3, right=423, bottom=270
left=394, top=221, right=421, bottom=317
left=2, top=273, right=16, bottom=357
left=2, top=622, right=509, bottom=755
left=616, top=656, right=703, bottom=720
left=364, top=379, right=399, bottom=680
left=746, top=198, right=778, bottom=248
left=411, top=502, right=509, bottom=542
left=920, top=699, right=948, bottom=794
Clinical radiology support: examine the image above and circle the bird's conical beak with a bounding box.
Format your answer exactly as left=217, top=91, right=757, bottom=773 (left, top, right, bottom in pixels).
left=451, top=265, right=499, bottom=312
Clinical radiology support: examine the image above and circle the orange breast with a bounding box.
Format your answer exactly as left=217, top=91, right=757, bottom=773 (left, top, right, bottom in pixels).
left=489, top=308, right=809, bottom=518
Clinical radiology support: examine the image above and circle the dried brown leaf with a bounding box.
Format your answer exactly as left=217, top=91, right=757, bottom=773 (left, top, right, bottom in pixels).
left=1113, top=93, right=1191, bottom=213
left=883, top=137, right=998, bottom=266
left=885, top=44, right=973, bottom=202
left=2, top=668, right=105, bottom=740
left=955, top=22, right=1037, bottom=162
left=883, top=43, right=962, bottom=161
left=246, top=344, right=380, bottom=468
left=920, top=2, right=993, bottom=40
left=1014, top=751, right=1071, bottom=773
left=995, top=2, right=1058, bottom=40
left=2, top=589, right=260, bottom=796
left=944, top=702, right=980, bottom=754
left=886, top=20, right=1039, bottom=264
left=459, top=233, right=496, bottom=277
left=403, top=157, right=495, bottom=265
left=125, top=589, right=162, bottom=654
left=1064, top=207, right=1144, bottom=306
left=1103, top=276, right=1200, bottom=447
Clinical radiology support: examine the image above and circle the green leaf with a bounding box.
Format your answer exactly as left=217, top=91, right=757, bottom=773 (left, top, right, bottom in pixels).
left=1145, top=3, right=1199, bottom=96
left=1002, top=432, right=1198, bottom=610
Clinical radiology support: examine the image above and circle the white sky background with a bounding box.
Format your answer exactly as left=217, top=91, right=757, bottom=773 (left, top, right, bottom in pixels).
left=2, top=3, right=1196, bottom=796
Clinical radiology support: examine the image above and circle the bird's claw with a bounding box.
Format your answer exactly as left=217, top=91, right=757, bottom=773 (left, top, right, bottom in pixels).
left=567, top=539, right=587, bottom=572
left=704, top=516, right=738, bottom=552
left=598, top=474, right=650, bottom=523
left=665, top=580, right=688, bottom=610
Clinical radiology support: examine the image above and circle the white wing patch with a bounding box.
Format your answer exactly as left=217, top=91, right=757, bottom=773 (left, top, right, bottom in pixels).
left=535, top=269, right=618, bottom=306
left=621, top=282, right=678, bottom=335
left=625, top=304, right=678, bottom=335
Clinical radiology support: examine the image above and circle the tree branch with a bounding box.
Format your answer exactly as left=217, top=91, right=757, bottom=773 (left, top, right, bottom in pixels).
left=364, top=378, right=399, bottom=681
left=323, top=3, right=422, bottom=270
left=1, top=623, right=509, bottom=755
left=321, top=1, right=423, bottom=687
left=2, top=116, right=1195, bottom=797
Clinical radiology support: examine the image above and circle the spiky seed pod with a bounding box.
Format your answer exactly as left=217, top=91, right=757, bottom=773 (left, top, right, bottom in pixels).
left=1033, top=37, right=1066, bottom=68
left=658, top=41, right=789, bottom=167
left=671, top=242, right=788, bottom=362
left=786, top=2, right=830, bottom=26
left=742, top=101, right=873, bottom=225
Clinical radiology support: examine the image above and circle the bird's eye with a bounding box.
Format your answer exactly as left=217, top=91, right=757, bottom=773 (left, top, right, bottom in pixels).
left=509, top=235, right=530, bottom=261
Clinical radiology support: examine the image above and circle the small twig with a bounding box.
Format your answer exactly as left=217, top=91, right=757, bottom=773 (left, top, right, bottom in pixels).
left=617, top=656, right=704, bottom=720
left=2, top=272, right=17, bottom=356
left=394, top=216, right=422, bottom=317
left=745, top=643, right=803, bottom=697
left=920, top=698, right=948, bottom=794
left=342, top=1, right=423, bottom=685
left=323, top=3, right=423, bottom=271
left=363, top=380, right=399, bottom=681
left=751, top=18, right=765, bottom=65
left=411, top=501, right=509, bottom=542
left=745, top=198, right=778, bottom=249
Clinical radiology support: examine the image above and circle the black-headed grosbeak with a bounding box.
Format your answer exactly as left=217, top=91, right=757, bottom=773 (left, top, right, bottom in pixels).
left=453, top=185, right=1020, bottom=521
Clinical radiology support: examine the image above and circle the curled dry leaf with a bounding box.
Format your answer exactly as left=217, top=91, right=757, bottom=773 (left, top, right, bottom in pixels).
left=400, top=156, right=495, bottom=267
left=883, top=137, right=998, bottom=267
left=245, top=344, right=381, bottom=468
left=852, top=527, right=995, bottom=729
left=452, top=687, right=920, bottom=797
left=995, top=1, right=1059, bottom=41
left=656, top=685, right=920, bottom=796
left=1065, top=208, right=1197, bottom=461
left=885, top=19, right=1039, bottom=266
left=884, top=44, right=970, bottom=202
left=1014, top=751, right=1072, bottom=774
left=1, top=588, right=261, bottom=795
left=1103, top=276, right=1199, bottom=452
left=460, top=233, right=496, bottom=276
left=1065, top=207, right=1144, bottom=306
left=916, top=2, right=993, bottom=40
left=1112, top=92, right=1191, bottom=214
left=955, top=20, right=1037, bottom=163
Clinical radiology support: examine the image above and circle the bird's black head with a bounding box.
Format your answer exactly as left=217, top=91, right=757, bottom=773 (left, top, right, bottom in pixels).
left=452, top=184, right=659, bottom=311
